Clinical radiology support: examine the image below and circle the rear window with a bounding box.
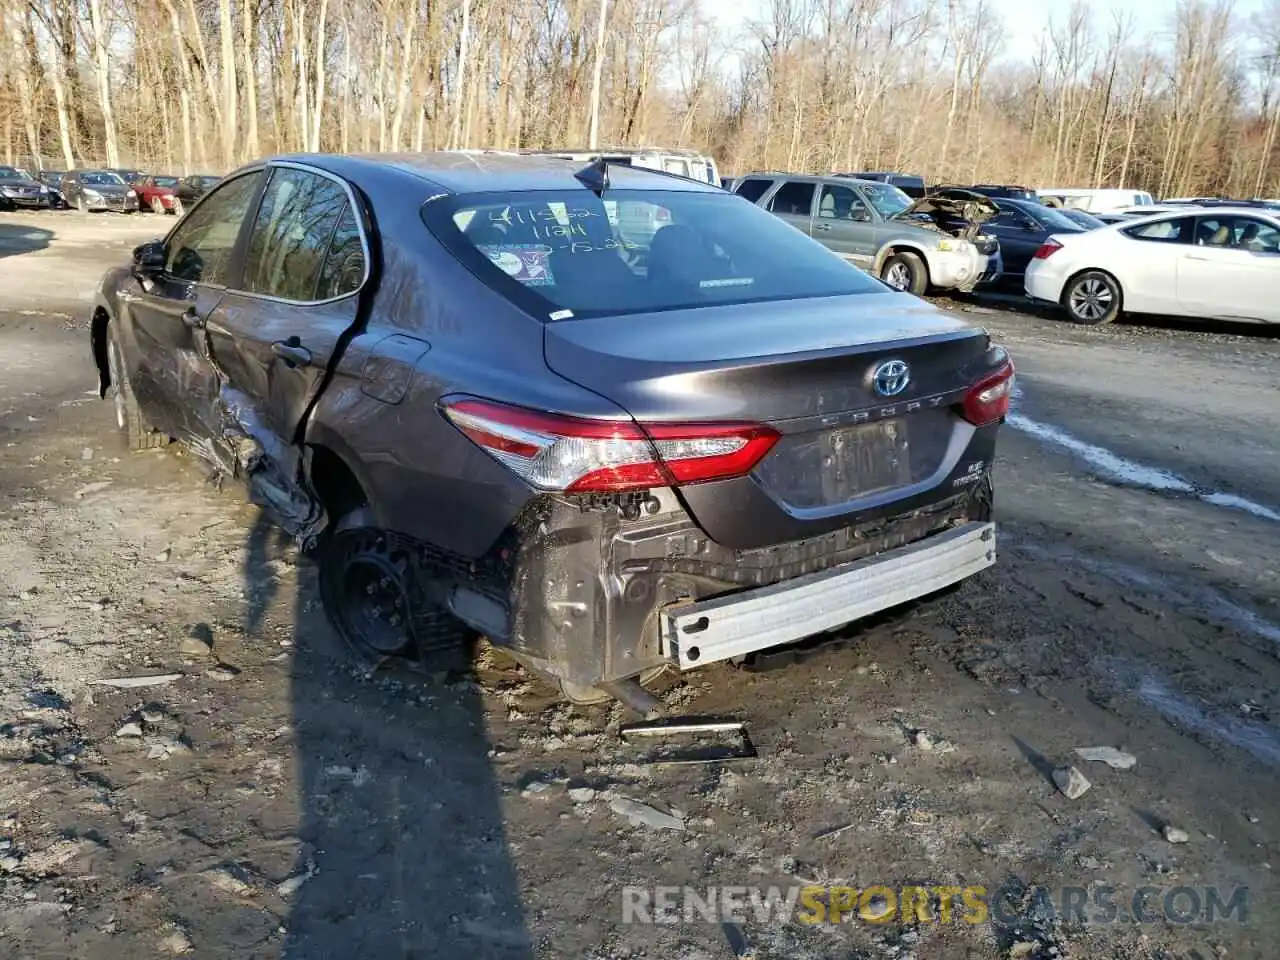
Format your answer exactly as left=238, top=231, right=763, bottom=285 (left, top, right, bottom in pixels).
left=422, top=188, right=885, bottom=320
left=1032, top=205, right=1086, bottom=231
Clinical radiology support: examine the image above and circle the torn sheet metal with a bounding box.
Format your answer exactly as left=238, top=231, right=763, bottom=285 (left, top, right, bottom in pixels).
left=618, top=719, right=758, bottom=765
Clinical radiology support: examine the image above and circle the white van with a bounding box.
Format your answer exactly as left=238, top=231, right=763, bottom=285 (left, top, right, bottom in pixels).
left=527, top=147, right=720, bottom=186
left=1037, top=188, right=1155, bottom=213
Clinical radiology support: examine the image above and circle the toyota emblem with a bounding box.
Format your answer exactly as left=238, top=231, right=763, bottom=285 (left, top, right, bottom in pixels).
left=872, top=359, right=911, bottom=397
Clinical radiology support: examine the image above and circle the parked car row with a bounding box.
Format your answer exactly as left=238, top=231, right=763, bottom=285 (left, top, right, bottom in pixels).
left=0, top=167, right=221, bottom=215
left=90, top=149, right=1014, bottom=709
left=729, top=172, right=1003, bottom=294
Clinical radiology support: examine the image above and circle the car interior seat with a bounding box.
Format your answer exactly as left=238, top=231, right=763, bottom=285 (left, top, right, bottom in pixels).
left=647, top=224, right=719, bottom=288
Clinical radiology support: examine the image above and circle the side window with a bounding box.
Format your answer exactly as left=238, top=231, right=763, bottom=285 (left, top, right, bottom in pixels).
left=165, top=172, right=263, bottom=285
left=1123, top=217, right=1191, bottom=244
left=989, top=209, right=1033, bottom=229
left=662, top=158, right=690, bottom=177
left=817, top=184, right=869, bottom=221
left=243, top=168, right=349, bottom=301
left=1235, top=219, right=1280, bottom=253
left=733, top=178, right=772, bottom=203
left=767, top=181, right=817, bottom=217
left=315, top=205, right=367, bottom=300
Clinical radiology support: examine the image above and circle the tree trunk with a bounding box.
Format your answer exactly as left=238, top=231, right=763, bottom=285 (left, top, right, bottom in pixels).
left=242, top=0, right=260, bottom=158
left=219, top=0, right=237, bottom=166
left=87, top=0, right=120, bottom=167
left=310, top=0, right=331, bottom=151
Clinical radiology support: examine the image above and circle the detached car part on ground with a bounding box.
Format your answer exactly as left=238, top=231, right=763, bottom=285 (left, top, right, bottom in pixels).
left=90, top=152, right=1013, bottom=709
left=731, top=172, right=1002, bottom=295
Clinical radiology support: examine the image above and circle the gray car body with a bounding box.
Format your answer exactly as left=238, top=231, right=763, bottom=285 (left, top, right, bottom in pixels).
left=61, top=170, right=138, bottom=212
left=732, top=172, right=1000, bottom=292
left=90, top=151, right=1006, bottom=689
left=0, top=166, right=51, bottom=209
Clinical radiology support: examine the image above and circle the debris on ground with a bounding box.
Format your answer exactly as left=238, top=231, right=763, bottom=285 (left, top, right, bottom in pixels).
left=608, top=796, right=686, bottom=831
left=88, top=674, right=182, bottom=689
left=1051, top=765, right=1091, bottom=799
left=1164, top=825, right=1190, bottom=844
left=1075, top=746, right=1137, bottom=769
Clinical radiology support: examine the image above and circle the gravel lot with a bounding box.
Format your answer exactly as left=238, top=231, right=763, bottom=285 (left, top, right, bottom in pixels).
left=1, top=210, right=1277, bottom=960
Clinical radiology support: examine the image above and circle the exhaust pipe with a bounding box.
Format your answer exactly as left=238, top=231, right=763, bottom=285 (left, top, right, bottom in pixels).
left=599, top=677, right=663, bottom=719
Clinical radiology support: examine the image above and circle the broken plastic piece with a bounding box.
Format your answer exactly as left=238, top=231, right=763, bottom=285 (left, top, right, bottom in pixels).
left=618, top=718, right=758, bottom=765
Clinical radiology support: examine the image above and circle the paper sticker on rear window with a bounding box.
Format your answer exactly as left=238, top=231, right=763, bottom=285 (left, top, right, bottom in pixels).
left=478, top=244, right=554, bottom=287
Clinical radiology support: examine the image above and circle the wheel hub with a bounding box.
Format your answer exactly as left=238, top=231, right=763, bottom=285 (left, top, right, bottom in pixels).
left=884, top=262, right=910, bottom=290
left=340, top=548, right=413, bottom=655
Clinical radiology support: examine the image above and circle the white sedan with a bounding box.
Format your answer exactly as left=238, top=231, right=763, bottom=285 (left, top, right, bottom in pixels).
left=1024, top=207, right=1280, bottom=324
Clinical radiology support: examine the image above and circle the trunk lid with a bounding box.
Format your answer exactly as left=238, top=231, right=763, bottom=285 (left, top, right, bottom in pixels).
left=543, top=292, right=996, bottom=547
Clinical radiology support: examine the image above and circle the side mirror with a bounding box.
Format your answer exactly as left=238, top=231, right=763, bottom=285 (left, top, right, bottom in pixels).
left=132, top=240, right=166, bottom=276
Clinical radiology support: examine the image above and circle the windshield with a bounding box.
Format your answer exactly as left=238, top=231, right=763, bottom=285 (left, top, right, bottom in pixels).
left=0, top=166, right=22, bottom=179
left=424, top=189, right=886, bottom=320
left=82, top=172, right=125, bottom=186
left=862, top=182, right=912, bottom=217
left=152, top=176, right=180, bottom=187
left=198, top=176, right=221, bottom=187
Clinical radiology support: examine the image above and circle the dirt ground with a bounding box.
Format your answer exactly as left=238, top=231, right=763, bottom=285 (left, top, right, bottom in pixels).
left=0, top=210, right=1277, bottom=960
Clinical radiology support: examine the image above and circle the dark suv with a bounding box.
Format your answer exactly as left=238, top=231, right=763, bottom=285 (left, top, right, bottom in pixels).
left=91, top=152, right=1012, bottom=710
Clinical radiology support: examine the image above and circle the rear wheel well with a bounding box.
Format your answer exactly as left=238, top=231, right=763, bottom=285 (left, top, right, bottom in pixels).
left=90, top=307, right=112, bottom=396
left=307, top=444, right=369, bottom=524
left=885, top=245, right=931, bottom=281
left=1062, top=266, right=1122, bottom=299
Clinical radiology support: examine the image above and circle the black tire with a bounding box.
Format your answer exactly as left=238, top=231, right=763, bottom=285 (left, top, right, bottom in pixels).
left=1062, top=269, right=1122, bottom=325
left=105, top=324, right=169, bottom=451
left=880, top=251, right=929, bottom=295
left=318, top=508, right=474, bottom=673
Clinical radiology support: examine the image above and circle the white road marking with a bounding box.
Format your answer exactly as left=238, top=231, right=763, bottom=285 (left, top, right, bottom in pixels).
left=1007, top=383, right=1280, bottom=523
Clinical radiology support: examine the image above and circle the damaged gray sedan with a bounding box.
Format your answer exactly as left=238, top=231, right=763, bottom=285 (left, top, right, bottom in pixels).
left=90, top=152, right=1013, bottom=709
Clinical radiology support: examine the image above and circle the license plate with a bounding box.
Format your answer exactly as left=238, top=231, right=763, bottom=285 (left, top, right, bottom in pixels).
left=823, top=419, right=912, bottom=500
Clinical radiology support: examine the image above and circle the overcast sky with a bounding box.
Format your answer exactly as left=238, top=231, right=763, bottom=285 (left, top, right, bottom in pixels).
left=700, top=0, right=1268, bottom=62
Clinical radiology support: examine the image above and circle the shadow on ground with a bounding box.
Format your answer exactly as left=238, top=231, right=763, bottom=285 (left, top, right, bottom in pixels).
left=239, top=512, right=533, bottom=959
left=0, top=222, right=53, bottom=258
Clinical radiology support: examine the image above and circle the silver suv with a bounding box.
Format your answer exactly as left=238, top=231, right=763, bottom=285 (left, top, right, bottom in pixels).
left=732, top=173, right=1001, bottom=295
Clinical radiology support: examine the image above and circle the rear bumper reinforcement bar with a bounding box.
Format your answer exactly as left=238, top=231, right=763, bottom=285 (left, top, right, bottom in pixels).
left=659, top=521, right=996, bottom=669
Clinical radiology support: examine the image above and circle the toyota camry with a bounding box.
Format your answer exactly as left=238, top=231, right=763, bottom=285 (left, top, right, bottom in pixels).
left=90, top=151, right=1013, bottom=709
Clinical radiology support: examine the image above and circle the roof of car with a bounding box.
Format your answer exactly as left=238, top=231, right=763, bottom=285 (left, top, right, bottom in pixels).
left=735, top=171, right=886, bottom=187
left=265, top=151, right=723, bottom=195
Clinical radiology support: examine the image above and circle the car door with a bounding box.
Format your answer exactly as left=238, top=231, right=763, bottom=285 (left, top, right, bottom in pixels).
left=121, top=170, right=265, bottom=442
left=812, top=182, right=877, bottom=265
left=1177, top=215, right=1280, bottom=321
left=176, top=177, right=196, bottom=203
left=201, top=164, right=369, bottom=484
left=763, top=180, right=818, bottom=236
left=1111, top=216, right=1193, bottom=314
left=983, top=205, right=1044, bottom=276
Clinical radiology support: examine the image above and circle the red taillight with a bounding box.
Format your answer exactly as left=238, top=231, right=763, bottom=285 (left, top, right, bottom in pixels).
left=961, top=361, right=1015, bottom=426
left=1032, top=239, right=1063, bottom=260
left=440, top=398, right=780, bottom=493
